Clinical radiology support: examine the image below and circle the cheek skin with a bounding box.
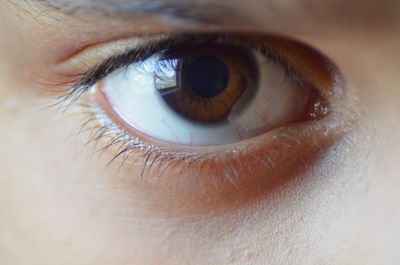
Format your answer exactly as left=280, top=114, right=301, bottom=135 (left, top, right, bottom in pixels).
left=0, top=69, right=386, bottom=265
left=0, top=87, right=369, bottom=265
left=308, top=30, right=400, bottom=262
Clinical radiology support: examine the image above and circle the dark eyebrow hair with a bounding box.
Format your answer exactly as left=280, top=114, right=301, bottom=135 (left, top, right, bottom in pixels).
left=36, top=0, right=249, bottom=25
left=31, top=0, right=400, bottom=31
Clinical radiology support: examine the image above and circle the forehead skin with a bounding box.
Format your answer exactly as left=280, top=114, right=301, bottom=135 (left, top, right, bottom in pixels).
left=0, top=0, right=400, bottom=265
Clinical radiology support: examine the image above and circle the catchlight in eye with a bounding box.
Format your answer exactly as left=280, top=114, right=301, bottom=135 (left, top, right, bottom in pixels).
left=154, top=44, right=258, bottom=123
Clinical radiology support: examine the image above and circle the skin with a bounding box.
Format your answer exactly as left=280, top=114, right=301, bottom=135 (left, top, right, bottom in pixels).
left=0, top=0, right=399, bottom=264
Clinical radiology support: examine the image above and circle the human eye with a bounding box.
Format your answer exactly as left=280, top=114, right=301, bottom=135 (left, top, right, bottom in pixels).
left=52, top=32, right=346, bottom=188
left=96, top=35, right=328, bottom=146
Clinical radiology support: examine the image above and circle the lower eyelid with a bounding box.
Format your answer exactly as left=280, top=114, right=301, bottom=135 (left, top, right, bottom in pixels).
left=70, top=97, right=352, bottom=216
left=81, top=84, right=344, bottom=194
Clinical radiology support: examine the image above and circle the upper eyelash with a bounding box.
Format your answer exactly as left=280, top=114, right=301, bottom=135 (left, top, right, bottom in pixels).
left=53, top=33, right=311, bottom=109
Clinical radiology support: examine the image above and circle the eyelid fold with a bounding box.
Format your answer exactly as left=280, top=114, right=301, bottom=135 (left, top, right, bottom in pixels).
left=52, top=33, right=324, bottom=85
left=53, top=36, right=167, bottom=73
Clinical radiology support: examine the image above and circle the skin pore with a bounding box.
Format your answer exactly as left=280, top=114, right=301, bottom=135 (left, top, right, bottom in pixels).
left=0, top=0, right=400, bottom=264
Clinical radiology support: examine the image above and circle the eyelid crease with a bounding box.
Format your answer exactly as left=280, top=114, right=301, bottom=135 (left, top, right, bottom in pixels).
left=53, top=36, right=170, bottom=71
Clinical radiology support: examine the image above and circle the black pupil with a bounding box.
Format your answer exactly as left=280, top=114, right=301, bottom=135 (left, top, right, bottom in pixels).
left=187, top=56, right=229, bottom=98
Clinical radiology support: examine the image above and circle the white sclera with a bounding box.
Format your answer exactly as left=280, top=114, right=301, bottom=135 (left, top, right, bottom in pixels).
left=101, top=52, right=308, bottom=146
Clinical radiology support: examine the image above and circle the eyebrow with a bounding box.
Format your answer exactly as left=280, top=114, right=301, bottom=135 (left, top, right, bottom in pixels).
left=34, top=0, right=399, bottom=31
left=36, top=0, right=248, bottom=25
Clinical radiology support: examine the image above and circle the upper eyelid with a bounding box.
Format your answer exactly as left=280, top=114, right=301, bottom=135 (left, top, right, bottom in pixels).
left=52, top=33, right=321, bottom=107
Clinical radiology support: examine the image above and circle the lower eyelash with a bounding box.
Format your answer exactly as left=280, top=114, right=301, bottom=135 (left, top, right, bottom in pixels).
left=75, top=99, right=253, bottom=186
left=71, top=96, right=327, bottom=190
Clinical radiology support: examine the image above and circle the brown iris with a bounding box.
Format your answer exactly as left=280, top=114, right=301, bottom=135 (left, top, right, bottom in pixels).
left=154, top=44, right=259, bottom=123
